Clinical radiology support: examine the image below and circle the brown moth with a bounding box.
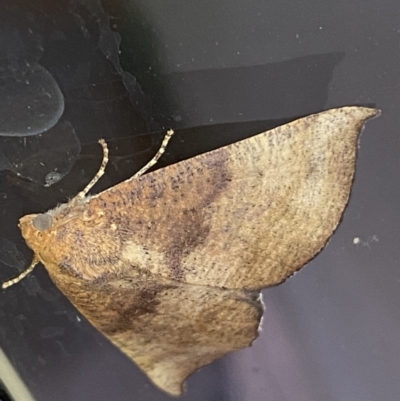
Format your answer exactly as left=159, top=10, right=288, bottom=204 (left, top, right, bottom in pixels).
left=3, top=107, right=379, bottom=396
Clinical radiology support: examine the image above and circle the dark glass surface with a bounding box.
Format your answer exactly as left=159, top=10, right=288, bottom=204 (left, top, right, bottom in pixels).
left=0, top=1, right=399, bottom=400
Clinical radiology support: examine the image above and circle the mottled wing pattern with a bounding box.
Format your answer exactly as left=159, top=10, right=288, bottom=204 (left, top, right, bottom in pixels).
left=18, top=106, right=379, bottom=395
left=34, top=258, right=262, bottom=395
left=83, top=106, right=378, bottom=288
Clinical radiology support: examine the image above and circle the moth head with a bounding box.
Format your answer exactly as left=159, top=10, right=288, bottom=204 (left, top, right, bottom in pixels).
left=19, top=213, right=54, bottom=253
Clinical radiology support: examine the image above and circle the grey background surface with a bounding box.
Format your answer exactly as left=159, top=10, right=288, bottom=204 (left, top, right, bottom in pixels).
left=0, top=0, right=398, bottom=400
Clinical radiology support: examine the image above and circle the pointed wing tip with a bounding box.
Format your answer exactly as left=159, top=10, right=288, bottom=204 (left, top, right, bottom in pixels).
left=353, top=106, right=381, bottom=119
left=158, top=382, right=184, bottom=397
left=333, top=106, right=381, bottom=121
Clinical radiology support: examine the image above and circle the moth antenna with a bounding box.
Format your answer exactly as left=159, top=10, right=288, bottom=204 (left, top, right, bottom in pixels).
left=132, top=129, right=174, bottom=179
left=2, top=256, right=39, bottom=289
left=72, top=139, right=109, bottom=201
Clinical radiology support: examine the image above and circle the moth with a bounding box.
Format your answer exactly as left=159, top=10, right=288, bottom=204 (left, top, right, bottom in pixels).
left=3, top=107, right=379, bottom=396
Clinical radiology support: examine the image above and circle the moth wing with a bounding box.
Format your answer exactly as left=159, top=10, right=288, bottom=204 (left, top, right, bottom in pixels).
left=46, top=267, right=262, bottom=396
left=89, top=106, right=379, bottom=289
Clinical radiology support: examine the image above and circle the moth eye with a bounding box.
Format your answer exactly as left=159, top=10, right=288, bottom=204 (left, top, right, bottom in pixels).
left=32, top=213, right=53, bottom=231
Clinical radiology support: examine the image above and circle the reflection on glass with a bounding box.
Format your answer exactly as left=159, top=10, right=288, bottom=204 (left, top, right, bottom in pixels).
left=0, top=120, right=80, bottom=186
left=0, top=60, right=64, bottom=137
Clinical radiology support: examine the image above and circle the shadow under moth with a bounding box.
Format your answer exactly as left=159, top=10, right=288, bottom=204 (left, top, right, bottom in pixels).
left=3, top=107, right=379, bottom=396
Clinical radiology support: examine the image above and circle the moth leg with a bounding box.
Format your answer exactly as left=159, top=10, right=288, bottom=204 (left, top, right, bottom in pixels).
left=131, top=129, right=174, bottom=179
left=2, top=256, right=39, bottom=289
left=73, top=139, right=109, bottom=201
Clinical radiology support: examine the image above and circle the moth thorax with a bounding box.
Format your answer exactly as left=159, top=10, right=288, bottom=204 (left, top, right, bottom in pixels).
left=32, top=213, right=53, bottom=231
